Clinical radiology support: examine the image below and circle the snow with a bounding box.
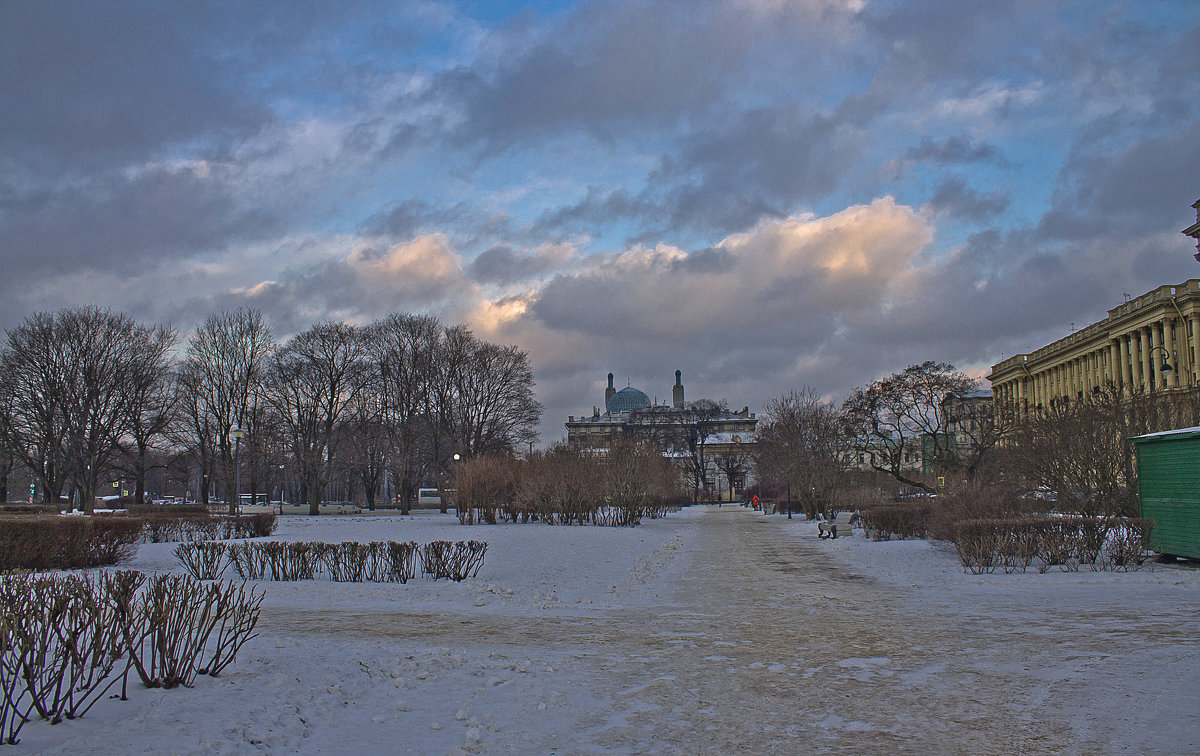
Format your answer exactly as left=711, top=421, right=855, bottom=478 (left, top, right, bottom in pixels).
left=17, top=506, right=1200, bottom=753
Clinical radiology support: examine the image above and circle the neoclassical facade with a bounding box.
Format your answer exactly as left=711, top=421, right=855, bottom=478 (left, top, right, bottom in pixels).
left=990, top=202, right=1200, bottom=415
left=989, top=280, right=1200, bottom=414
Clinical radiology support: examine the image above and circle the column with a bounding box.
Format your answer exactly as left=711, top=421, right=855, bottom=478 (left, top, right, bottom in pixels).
left=1113, top=338, right=1123, bottom=396
left=1150, top=322, right=1163, bottom=391
left=1191, top=315, right=1200, bottom=385
left=1131, top=331, right=1144, bottom=391
left=1164, top=318, right=1178, bottom=388
left=1110, top=340, right=1121, bottom=390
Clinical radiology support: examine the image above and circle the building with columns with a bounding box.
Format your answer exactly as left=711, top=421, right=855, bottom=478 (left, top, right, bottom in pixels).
left=990, top=203, right=1200, bottom=414
left=989, top=279, right=1200, bottom=415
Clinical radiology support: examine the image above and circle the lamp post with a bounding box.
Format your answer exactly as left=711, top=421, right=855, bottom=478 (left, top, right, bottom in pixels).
left=230, top=426, right=245, bottom=516
left=1147, top=346, right=1174, bottom=392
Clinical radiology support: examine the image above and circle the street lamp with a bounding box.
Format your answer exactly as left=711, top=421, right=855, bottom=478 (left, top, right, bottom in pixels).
left=230, top=426, right=245, bottom=516
left=1147, top=346, right=1174, bottom=391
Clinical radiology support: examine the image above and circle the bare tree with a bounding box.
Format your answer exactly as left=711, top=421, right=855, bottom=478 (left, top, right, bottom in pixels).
left=370, top=314, right=442, bottom=513
left=841, top=361, right=975, bottom=492
left=713, top=451, right=749, bottom=502
left=756, top=387, right=847, bottom=518
left=341, top=372, right=390, bottom=510
left=264, top=322, right=374, bottom=516
left=676, top=399, right=726, bottom=504
left=0, top=307, right=173, bottom=511
left=941, top=390, right=1000, bottom=482
left=0, top=311, right=71, bottom=504
left=431, top=326, right=541, bottom=506
left=178, top=309, right=274, bottom=513
left=1001, top=383, right=1173, bottom=517
left=116, top=328, right=177, bottom=505
left=445, top=339, right=542, bottom=458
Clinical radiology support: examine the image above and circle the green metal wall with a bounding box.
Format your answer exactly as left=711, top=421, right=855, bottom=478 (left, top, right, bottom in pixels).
left=1136, top=435, right=1200, bottom=559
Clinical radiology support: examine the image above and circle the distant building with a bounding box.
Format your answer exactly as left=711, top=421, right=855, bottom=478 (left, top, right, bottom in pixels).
left=566, top=371, right=757, bottom=500
left=937, top=388, right=994, bottom=470
left=990, top=279, right=1200, bottom=415
left=991, top=201, right=1200, bottom=414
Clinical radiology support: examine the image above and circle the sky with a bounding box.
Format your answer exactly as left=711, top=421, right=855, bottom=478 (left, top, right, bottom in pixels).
left=2, top=0, right=1199, bottom=444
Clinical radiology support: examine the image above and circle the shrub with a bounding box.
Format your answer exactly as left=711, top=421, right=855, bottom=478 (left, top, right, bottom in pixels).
left=0, top=517, right=142, bottom=572
left=174, top=542, right=228, bottom=580
left=1104, top=518, right=1155, bottom=571
left=949, top=516, right=1154, bottom=574
left=0, top=570, right=261, bottom=744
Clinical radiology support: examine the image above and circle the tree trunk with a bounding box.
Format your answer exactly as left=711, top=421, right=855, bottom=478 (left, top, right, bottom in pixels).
left=134, top=441, right=149, bottom=505
left=363, top=474, right=377, bottom=510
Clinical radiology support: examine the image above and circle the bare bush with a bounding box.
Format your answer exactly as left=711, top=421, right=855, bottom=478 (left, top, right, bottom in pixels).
left=1105, top=518, right=1155, bottom=571
left=197, top=582, right=264, bottom=677
left=174, top=542, right=228, bottom=580
left=124, top=574, right=262, bottom=689
left=949, top=516, right=1154, bottom=575
left=324, top=542, right=368, bottom=582
left=952, top=520, right=1003, bottom=575
left=421, top=541, right=487, bottom=581
left=454, top=455, right=520, bottom=525
left=0, top=517, right=142, bottom=572
left=387, top=541, right=420, bottom=584
left=0, top=574, right=124, bottom=731
left=0, top=569, right=259, bottom=742
left=226, top=541, right=264, bottom=580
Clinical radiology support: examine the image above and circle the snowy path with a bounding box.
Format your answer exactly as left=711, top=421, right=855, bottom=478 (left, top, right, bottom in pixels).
left=26, top=505, right=1200, bottom=754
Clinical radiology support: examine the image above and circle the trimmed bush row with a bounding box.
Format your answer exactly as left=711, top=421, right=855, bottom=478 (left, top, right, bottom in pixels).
left=140, top=513, right=277, bottom=543
left=175, top=540, right=487, bottom=583
left=852, top=497, right=1154, bottom=575
left=0, top=517, right=143, bottom=572
left=952, top=517, right=1154, bottom=574
left=0, top=571, right=260, bottom=745
left=0, top=514, right=278, bottom=572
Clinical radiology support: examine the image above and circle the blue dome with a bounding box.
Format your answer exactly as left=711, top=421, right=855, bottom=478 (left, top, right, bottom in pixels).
left=607, top=386, right=652, bottom=413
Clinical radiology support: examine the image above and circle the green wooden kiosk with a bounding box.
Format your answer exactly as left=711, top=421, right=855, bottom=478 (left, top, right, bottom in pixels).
left=1130, top=426, right=1200, bottom=559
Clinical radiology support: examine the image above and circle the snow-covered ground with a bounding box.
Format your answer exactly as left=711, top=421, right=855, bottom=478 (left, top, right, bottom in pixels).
left=18, top=506, right=1200, bottom=754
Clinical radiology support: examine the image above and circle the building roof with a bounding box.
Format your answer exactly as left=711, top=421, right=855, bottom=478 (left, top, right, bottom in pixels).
left=606, top=386, right=652, bottom=413
left=1130, top=426, right=1200, bottom=444
left=951, top=389, right=993, bottom=399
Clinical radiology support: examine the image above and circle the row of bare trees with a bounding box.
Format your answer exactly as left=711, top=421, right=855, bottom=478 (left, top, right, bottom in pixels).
left=453, top=440, right=682, bottom=526
left=0, top=307, right=541, bottom=514
left=760, top=360, right=1200, bottom=521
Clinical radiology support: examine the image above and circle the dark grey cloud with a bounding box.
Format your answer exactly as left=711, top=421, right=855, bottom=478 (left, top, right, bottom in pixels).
left=904, top=137, right=1004, bottom=166
left=1037, top=118, right=1200, bottom=242
left=670, top=247, right=734, bottom=275
left=534, top=188, right=646, bottom=236
left=468, top=245, right=569, bottom=285
left=0, top=166, right=280, bottom=277
left=0, top=2, right=268, bottom=173
left=631, top=106, right=866, bottom=236
left=927, top=177, right=1010, bottom=221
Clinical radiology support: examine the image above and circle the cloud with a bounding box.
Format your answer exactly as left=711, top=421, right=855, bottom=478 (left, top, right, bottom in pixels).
left=0, top=3, right=268, bottom=173
left=529, top=198, right=932, bottom=370
left=467, top=243, right=576, bottom=285
left=926, top=177, right=1010, bottom=221
left=0, top=163, right=281, bottom=277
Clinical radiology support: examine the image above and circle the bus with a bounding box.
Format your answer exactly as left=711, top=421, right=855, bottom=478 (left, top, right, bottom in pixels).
left=415, top=488, right=454, bottom=508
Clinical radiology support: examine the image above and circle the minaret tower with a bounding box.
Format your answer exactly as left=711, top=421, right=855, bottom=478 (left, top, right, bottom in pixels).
left=605, top=372, right=616, bottom=410
left=672, top=370, right=685, bottom=408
